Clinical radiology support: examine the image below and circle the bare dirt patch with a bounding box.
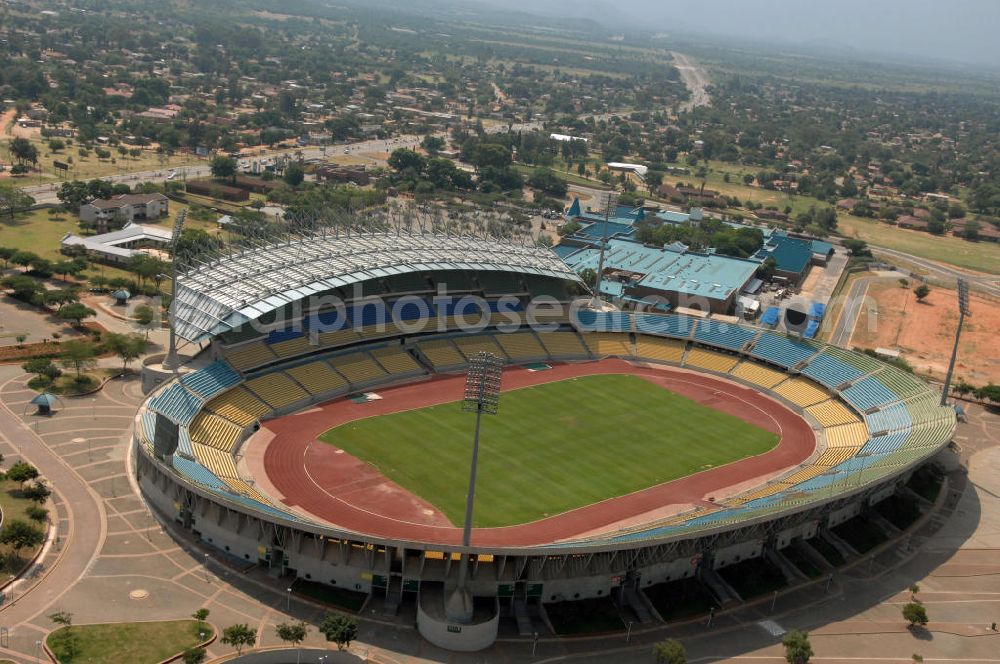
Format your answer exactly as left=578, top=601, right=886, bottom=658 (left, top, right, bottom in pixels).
left=850, top=281, right=1000, bottom=385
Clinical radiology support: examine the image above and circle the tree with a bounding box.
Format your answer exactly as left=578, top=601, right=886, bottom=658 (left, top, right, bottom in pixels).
left=192, top=608, right=210, bottom=628
left=903, top=601, right=928, bottom=627
left=387, top=148, right=426, bottom=174
left=56, top=180, right=93, bottom=212
left=21, top=482, right=50, bottom=503
left=318, top=613, right=357, bottom=651
left=0, top=183, right=35, bottom=220
left=782, top=629, right=813, bottom=664
left=60, top=339, right=97, bottom=378
left=48, top=611, right=79, bottom=661
left=283, top=162, right=305, bottom=187
left=961, top=220, right=980, bottom=241
left=9, top=137, right=39, bottom=167
left=104, top=332, right=148, bottom=372
left=275, top=621, right=308, bottom=655
left=909, top=583, right=920, bottom=600
left=6, top=461, right=40, bottom=482
left=134, top=304, right=157, bottom=338
left=1, top=274, right=43, bottom=303
left=842, top=239, right=871, bottom=257
left=653, top=638, right=687, bottom=664
left=221, top=624, right=256, bottom=655
left=0, top=246, right=15, bottom=268
left=182, top=647, right=207, bottom=664
left=914, top=284, right=931, bottom=302
left=757, top=257, right=778, bottom=280
left=974, top=384, right=1000, bottom=405
left=48, top=611, right=73, bottom=629
left=0, top=519, right=44, bottom=553
left=578, top=267, right=597, bottom=288
left=210, top=156, right=237, bottom=183
left=23, top=358, right=61, bottom=382
left=421, top=135, right=445, bottom=155
left=57, top=302, right=96, bottom=326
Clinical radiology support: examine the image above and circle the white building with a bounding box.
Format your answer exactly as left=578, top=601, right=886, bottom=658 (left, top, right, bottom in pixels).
left=61, top=223, right=173, bottom=265
left=606, top=162, right=648, bottom=177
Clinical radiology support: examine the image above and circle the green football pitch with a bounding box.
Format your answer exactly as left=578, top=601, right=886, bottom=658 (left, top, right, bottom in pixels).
left=319, top=374, right=778, bottom=527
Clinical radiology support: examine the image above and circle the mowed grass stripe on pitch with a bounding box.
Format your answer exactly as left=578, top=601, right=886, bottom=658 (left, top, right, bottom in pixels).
left=319, top=374, right=778, bottom=527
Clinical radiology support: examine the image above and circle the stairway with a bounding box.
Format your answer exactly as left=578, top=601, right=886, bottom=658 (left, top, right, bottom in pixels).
left=513, top=598, right=534, bottom=636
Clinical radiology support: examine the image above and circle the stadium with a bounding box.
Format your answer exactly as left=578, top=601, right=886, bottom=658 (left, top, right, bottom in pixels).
left=133, top=229, right=955, bottom=651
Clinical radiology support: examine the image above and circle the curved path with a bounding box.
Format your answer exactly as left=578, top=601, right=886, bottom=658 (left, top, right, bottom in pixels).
left=0, top=366, right=107, bottom=629
left=257, top=360, right=815, bottom=547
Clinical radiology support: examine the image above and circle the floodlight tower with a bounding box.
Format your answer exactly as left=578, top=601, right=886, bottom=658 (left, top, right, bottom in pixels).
left=940, top=278, right=971, bottom=406
left=162, top=209, right=187, bottom=372
left=446, top=351, right=503, bottom=623
left=592, top=190, right=619, bottom=308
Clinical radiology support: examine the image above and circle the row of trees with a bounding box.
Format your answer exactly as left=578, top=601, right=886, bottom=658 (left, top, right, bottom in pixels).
left=218, top=611, right=357, bottom=657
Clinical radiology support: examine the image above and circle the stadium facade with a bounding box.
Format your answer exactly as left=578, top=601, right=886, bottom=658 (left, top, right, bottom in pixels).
left=134, top=232, right=954, bottom=651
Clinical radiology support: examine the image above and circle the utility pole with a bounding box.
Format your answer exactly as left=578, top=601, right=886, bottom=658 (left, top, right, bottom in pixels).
left=940, top=278, right=970, bottom=406
left=446, top=352, right=503, bottom=623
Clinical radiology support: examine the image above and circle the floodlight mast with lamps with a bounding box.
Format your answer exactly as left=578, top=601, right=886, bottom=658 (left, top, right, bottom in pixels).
left=162, top=209, right=187, bottom=372
left=940, top=278, right=971, bottom=406
left=592, top=190, right=619, bottom=307
left=445, top=351, right=503, bottom=623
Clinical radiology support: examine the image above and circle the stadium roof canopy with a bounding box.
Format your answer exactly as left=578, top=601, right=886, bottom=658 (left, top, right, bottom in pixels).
left=172, top=233, right=582, bottom=342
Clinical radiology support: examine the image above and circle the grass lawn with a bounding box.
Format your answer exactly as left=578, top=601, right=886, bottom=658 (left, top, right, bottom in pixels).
left=319, top=374, right=778, bottom=527
left=0, top=209, right=82, bottom=261
left=0, top=477, right=47, bottom=584
left=695, top=161, right=1000, bottom=275
left=47, top=620, right=211, bottom=664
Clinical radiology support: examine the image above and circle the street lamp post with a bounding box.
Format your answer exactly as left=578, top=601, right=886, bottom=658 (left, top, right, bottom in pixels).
left=286, top=586, right=292, bottom=611
left=446, top=352, right=503, bottom=624
left=203, top=552, right=210, bottom=583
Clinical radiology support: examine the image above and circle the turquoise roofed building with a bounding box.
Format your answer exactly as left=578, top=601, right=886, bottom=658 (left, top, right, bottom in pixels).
left=559, top=237, right=760, bottom=314
left=753, top=230, right=835, bottom=284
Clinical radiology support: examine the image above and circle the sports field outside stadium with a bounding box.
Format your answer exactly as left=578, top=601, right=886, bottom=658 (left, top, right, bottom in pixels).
left=319, top=374, right=779, bottom=527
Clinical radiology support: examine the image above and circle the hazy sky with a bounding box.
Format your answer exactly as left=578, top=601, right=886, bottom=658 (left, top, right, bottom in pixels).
left=634, top=0, right=999, bottom=66
left=487, top=0, right=1000, bottom=67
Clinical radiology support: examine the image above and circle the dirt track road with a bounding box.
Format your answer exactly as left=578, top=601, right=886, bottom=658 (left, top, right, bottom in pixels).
left=672, top=51, right=711, bottom=112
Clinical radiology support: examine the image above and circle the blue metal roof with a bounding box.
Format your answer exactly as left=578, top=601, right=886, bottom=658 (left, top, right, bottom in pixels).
left=561, top=238, right=758, bottom=302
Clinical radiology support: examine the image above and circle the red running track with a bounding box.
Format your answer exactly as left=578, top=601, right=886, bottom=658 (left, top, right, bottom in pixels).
left=257, top=359, right=815, bottom=547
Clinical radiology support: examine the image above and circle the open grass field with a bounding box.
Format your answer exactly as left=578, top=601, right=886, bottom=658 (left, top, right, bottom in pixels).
left=319, top=374, right=778, bottom=527
left=695, top=161, right=1000, bottom=275
left=46, top=620, right=210, bottom=664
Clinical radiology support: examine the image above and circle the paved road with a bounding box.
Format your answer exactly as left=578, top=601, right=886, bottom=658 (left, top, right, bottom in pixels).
left=672, top=51, right=711, bottom=112
left=871, top=246, right=1000, bottom=297
left=828, top=275, right=874, bottom=348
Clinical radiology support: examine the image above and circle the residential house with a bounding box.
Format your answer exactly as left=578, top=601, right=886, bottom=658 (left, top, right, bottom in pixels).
left=79, top=193, right=169, bottom=231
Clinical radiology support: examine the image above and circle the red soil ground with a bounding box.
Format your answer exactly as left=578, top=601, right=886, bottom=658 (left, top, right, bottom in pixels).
left=253, top=359, right=815, bottom=547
